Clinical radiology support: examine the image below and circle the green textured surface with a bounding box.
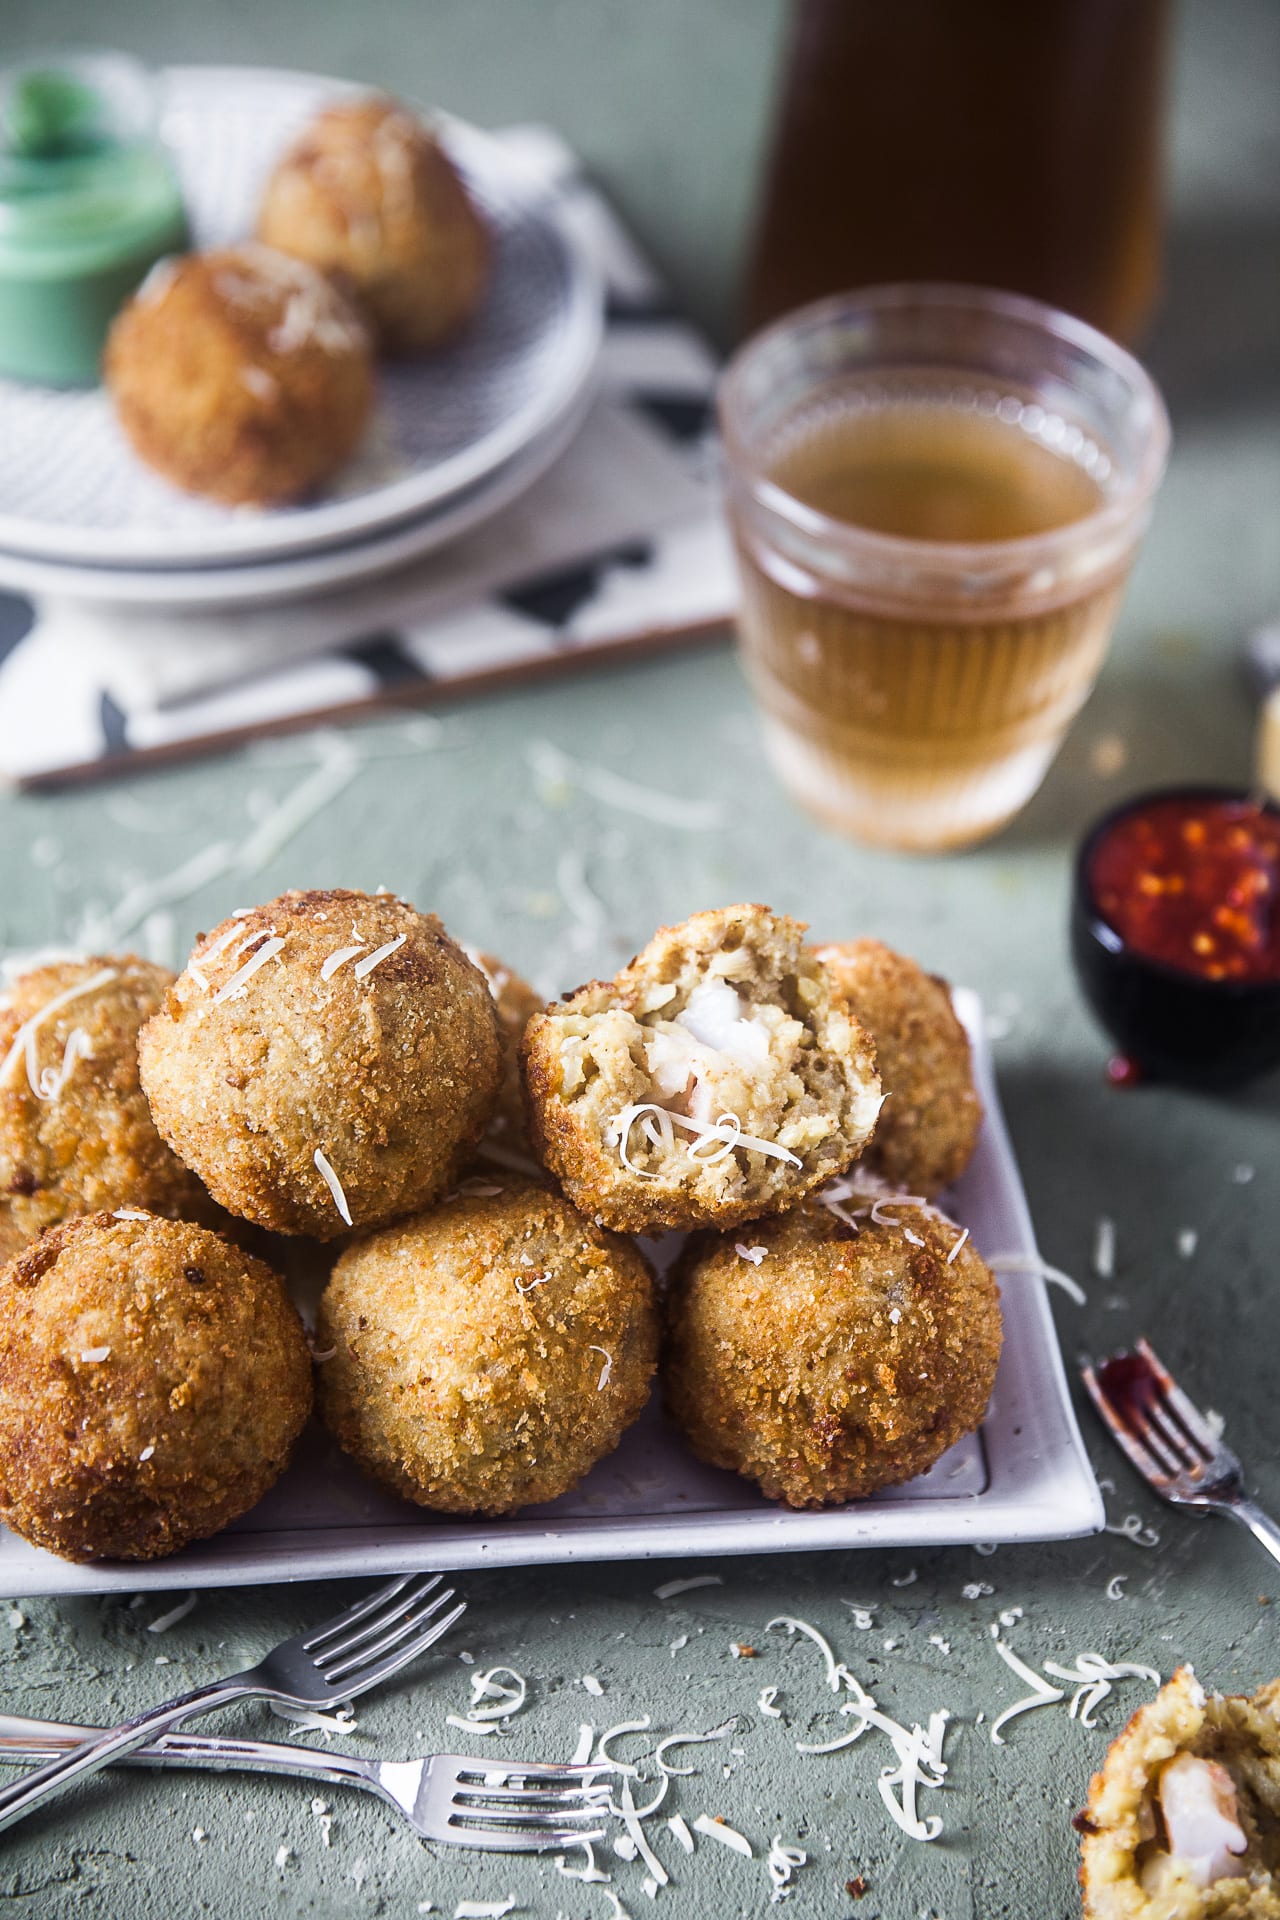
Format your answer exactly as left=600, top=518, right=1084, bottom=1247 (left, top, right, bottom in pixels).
left=1, top=4, right=1279, bottom=1917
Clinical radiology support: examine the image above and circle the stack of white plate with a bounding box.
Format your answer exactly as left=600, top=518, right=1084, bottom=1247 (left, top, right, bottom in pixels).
left=0, top=68, right=603, bottom=610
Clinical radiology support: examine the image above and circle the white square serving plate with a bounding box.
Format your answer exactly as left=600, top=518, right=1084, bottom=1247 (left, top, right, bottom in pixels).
left=0, top=990, right=1102, bottom=1597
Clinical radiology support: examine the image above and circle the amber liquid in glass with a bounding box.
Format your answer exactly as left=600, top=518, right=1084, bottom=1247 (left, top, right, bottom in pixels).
left=770, top=404, right=1102, bottom=542
left=734, top=389, right=1124, bottom=850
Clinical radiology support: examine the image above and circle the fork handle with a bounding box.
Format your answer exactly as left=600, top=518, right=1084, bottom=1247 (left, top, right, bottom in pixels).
left=0, top=1674, right=260, bottom=1836
left=0, top=1712, right=382, bottom=1794
left=1230, top=1497, right=1280, bottom=1569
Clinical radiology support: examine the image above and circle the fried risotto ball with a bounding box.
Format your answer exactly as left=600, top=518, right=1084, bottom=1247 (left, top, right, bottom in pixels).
left=138, top=890, right=501, bottom=1240
left=1079, top=1664, right=1280, bottom=1918
left=257, top=95, right=490, bottom=355
left=664, top=1193, right=1001, bottom=1508
left=523, top=905, right=882, bottom=1235
left=316, top=1183, right=658, bottom=1515
left=0, top=956, right=216, bottom=1264
left=104, top=243, right=373, bottom=507
left=464, top=950, right=544, bottom=1168
left=0, top=1212, right=312, bottom=1562
left=815, top=938, right=982, bottom=1198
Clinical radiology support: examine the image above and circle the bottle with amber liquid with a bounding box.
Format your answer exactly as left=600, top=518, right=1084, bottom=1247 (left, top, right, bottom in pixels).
left=745, top=0, right=1170, bottom=345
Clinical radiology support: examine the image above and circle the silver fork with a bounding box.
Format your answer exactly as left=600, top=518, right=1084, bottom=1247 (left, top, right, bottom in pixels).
left=0, top=1714, right=613, bottom=1852
left=0, top=1572, right=464, bottom=1837
left=1082, top=1336, right=1280, bottom=1567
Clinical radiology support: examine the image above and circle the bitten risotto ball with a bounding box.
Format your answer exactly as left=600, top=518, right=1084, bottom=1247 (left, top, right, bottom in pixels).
left=523, top=905, right=882, bottom=1234
left=815, top=938, right=982, bottom=1198
left=664, top=1192, right=1002, bottom=1508
left=316, top=1182, right=658, bottom=1515
left=104, top=243, right=373, bottom=506
left=1078, top=1664, right=1280, bottom=1917
left=257, top=96, right=490, bottom=355
left=0, top=956, right=215, bottom=1264
left=0, top=1212, right=312, bottom=1562
left=138, top=890, right=501, bottom=1239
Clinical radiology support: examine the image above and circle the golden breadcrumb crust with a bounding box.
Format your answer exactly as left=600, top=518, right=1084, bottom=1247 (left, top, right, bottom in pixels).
left=139, top=889, right=501, bottom=1239
left=1079, top=1665, right=1280, bottom=1918
left=0, top=957, right=217, bottom=1258
left=465, top=950, right=544, bottom=1169
left=664, top=1195, right=1001, bottom=1508
left=0, top=1212, right=312, bottom=1562
left=316, top=1182, right=657, bottom=1515
left=815, top=938, right=982, bottom=1197
left=258, top=96, right=490, bottom=354
left=522, top=904, right=882, bottom=1234
left=104, top=244, right=373, bottom=506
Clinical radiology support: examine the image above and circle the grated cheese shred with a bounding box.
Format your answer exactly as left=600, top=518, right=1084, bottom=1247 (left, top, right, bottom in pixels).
left=771, top=1616, right=948, bottom=1841
left=988, top=1623, right=1064, bottom=1743
left=465, top=1667, right=527, bottom=1725
left=766, top=1835, right=807, bottom=1901
left=0, top=967, right=117, bottom=1099
left=321, top=943, right=367, bottom=980
left=37, top=1026, right=94, bottom=1101
left=212, top=937, right=285, bottom=1004
left=353, top=934, right=406, bottom=979
left=619, top=1778, right=669, bottom=1887
left=590, top=1345, right=613, bottom=1390
left=1041, top=1651, right=1161, bottom=1728
left=594, top=1717, right=651, bottom=1777
left=988, top=1621, right=1160, bottom=1743
left=556, top=1840, right=611, bottom=1883
left=666, top=1813, right=694, bottom=1853
left=986, top=1252, right=1087, bottom=1305
left=692, top=1813, right=753, bottom=1857
left=610, top=1102, right=802, bottom=1178
left=313, top=1148, right=353, bottom=1226
left=655, top=1719, right=736, bottom=1777
left=654, top=1575, right=723, bottom=1601
left=148, top=1594, right=197, bottom=1634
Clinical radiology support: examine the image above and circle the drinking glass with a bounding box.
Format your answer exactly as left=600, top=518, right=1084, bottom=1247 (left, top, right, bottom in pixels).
left=718, top=283, right=1170, bottom=852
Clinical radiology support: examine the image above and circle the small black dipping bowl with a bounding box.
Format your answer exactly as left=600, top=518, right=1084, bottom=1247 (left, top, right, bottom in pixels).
left=1071, top=784, right=1280, bottom=1089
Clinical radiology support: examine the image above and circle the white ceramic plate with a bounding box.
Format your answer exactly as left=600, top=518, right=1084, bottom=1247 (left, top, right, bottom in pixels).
left=0, top=992, right=1102, bottom=1598
left=0, top=373, right=595, bottom=608
left=0, top=67, right=602, bottom=570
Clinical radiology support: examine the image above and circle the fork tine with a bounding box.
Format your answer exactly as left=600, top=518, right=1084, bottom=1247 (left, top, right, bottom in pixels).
left=322, top=1586, right=458, bottom=1682
left=450, top=1762, right=609, bottom=1787
left=301, top=1574, right=418, bottom=1653
left=1083, top=1355, right=1186, bottom=1474
left=1138, top=1398, right=1202, bottom=1473
left=438, top=1823, right=608, bottom=1853
left=313, top=1574, right=443, bottom=1664
left=1128, top=1397, right=1197, bottom=1466
left=1137, top=1338, right=1221, bottom=1457
left=322, top=1599, right=466, bottom=1696
left=452, top=1782, right=612, bottom=1804
left=448, top=1800, right=613, bottom=1828
left=1082, top=1363, right=1176, bottom=1482
left=451, top=1784, right=614, bottom=1809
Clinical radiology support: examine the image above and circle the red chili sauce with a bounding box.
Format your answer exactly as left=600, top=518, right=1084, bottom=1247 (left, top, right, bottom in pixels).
left=1089, top=796, right=1280, bottom=984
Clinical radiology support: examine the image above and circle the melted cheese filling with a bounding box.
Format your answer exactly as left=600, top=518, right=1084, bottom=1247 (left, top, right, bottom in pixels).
left=1147, top=1752, right=1248, bottom=1890
left=643, top=980, right=777, bottom=1123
